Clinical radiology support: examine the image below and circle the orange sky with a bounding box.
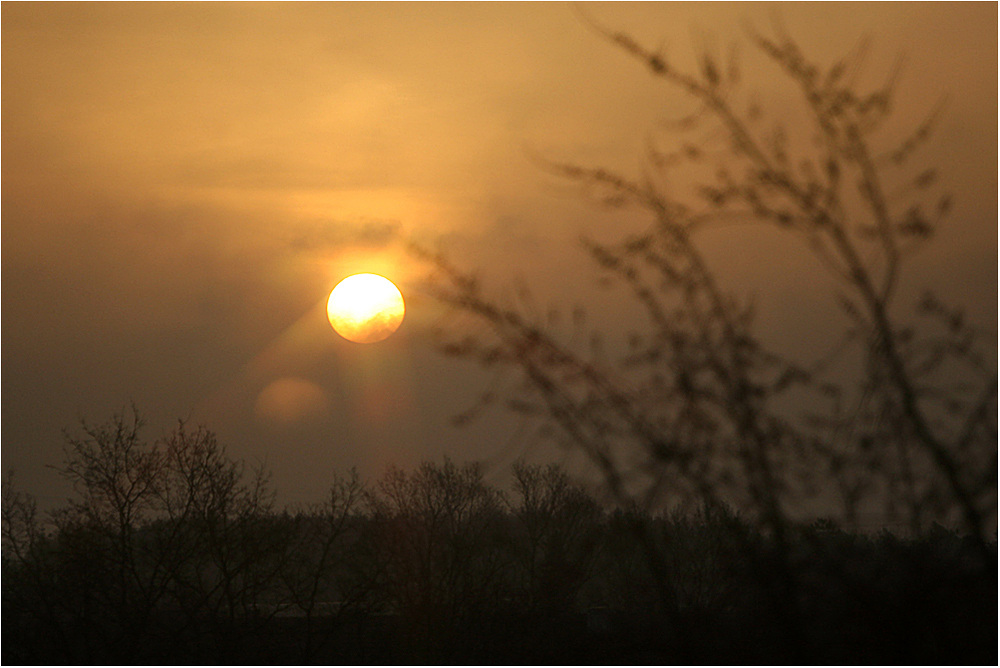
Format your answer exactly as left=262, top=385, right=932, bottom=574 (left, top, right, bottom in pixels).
left=3, top=2, right=996, bottom=507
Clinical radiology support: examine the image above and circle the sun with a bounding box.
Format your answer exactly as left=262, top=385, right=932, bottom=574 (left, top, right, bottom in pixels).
left=326, top=273, right=405, bottom=343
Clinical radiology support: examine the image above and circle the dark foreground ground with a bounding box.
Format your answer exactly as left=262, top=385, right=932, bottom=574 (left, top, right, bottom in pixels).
left=5, top=576, right=996, bottom=665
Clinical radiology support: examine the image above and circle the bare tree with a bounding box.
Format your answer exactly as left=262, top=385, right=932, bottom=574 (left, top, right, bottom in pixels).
left=361, top=458, right=508, bottom=660
left=508, top=460, right=602, bottom=611
left=412, top=16, right=996, bottom=624
left=3, top=472, right=82, bottom=662
left=45, top=406, right=169, bottom=657
left=5, top=410, right=289, bottom=661
left=278, top=468, right=368, bottom=662
left=154, top=421, right=288, bottom=643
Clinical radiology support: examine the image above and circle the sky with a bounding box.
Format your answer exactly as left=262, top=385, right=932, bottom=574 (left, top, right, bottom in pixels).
left=3, top=2, right=997, bottom=510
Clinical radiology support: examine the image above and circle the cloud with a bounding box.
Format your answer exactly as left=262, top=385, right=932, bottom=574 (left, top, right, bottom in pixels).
left=287, top=217, right=402, bottom=253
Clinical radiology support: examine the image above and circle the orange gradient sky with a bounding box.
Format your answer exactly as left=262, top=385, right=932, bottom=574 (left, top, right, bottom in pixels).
left=3, top=2, right=996, bottom=507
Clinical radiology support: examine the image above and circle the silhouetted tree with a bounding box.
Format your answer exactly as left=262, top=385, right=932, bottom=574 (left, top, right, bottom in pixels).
left=360, top=458, right=508, bottom=661
left=153, top=420, right=289, bottom=662
left=414, top=21, right=995, bottom=564
left=2, top=410, right=290, bottom=662
left=411, top=20, right=996, bottom=661
left=278, top=468, right=369, bottom=662
left=508, top=460, right=602, bottom=612
left=43, top=406, right=170, bottom=659
left=3, top=473, right=81, bottom=662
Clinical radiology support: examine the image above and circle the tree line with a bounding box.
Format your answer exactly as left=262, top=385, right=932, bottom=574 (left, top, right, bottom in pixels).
left=3, top=408, right=995, bottom=664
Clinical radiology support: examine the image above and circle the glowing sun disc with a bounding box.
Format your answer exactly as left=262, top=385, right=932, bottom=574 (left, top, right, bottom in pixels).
left=326, top=273, right=405, bottom=343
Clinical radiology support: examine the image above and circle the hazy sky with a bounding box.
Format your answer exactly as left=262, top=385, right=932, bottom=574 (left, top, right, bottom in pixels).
left=3, top=2, right=996, bottom=508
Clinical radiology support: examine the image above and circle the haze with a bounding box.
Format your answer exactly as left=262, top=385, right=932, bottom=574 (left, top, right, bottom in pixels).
left=3, top=2, right=996, bottom=509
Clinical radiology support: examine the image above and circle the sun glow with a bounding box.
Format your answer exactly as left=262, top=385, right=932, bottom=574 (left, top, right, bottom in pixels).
left=326, top=273, right=405, bottom=343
